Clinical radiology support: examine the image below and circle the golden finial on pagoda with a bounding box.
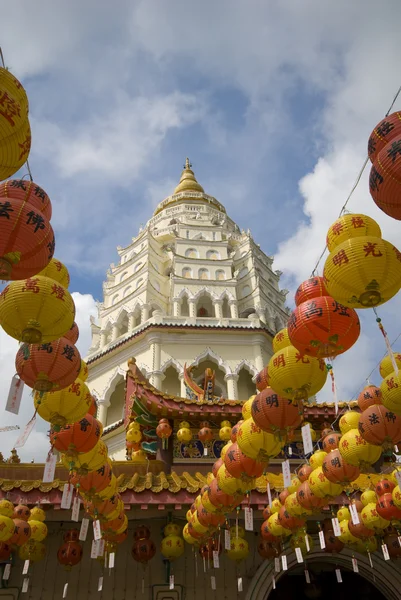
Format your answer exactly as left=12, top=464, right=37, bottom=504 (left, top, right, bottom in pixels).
left=174, top=158, right=205, bottom=194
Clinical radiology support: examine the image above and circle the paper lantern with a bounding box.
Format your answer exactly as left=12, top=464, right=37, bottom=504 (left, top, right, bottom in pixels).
left=295, top=276, right=328, bottom=307
left=13, top=504, right=30, bottom=521
left=183, top=524, right=198, bottom=545
left=348, top=518, right=374, bottom=540
left=339, top=428, right=382, bottom=467
left=242, top=398, right=254, bottom=420
left=368, top=112, right=401, bottom=161
left=251, top=387, right=302, bottom=435
left=0, top=179, right=52, bottom=219
left=224, top=442, right=267, bottom=480
left=51, top=413, right=102, bottom=456
left=207, top=479, right=239, bottom=509
left=380, top=354, right=401, bottom=381
left=19, top=539, right=46, bottom=562
left=71, top=462, right=113, bottom=496
left=267, top=345, right=327, bottom=401
left=361, top=490, right=377, bottom=506
left=358, top=385, right=382, bottom=411
left=216, top=465, right=253, bottom=495
left=288, top=296, right=360, bottom=358
left=326, top=214, right=382, bottom=252
left=272, top=328, right=292, bottom=352
left=376, top=493, right=401, bottom=521
left=308, top=467, right=343, bottom=498
left=339, top=411, right=360, bottom=434
left=336, top=507, right=350, bottom=521
left=255, top=366, right=270, bottom=391
left=37, top=258, right=70, bottom=288
left=322, top=449, right=360, bottom=484
left=29, top=520, right=47, bottom=542
left=358, top=403, right=401, bottom=448
left=361, top=502, right=389, bottom=531
left=34, top=378, right=92, bottom=429
left=381, top=370, right=401, bottom=414
left=298, top=464, right=313, bottom=482
left=0, top=196, right=55, bottom=280
left=338, top=519, right=359, bottom=546
left=237, top=418, right=284, bottom=461
left=101, top=512, right=128, bottom=536
left=16, top=336, right=81, bottom=392
left=370, top=133, right=401, bottom=219
left=0, top=117, right=31, bottom=181
left=177, top=421, right=192, bottom=443
left=323, top=235, right=401, bottom=308
left=219, top=423, right=232, bottom=441
left=161, top=535, right=185, bottom=561
left=198, top=423, right=213, bottom=443
left=9, top=519, right=31, bottom=546
left=0, top=276, right=75, bottom=344
left=197, top=505, right=225, bottom=529
left=290, top=529, right=313, bottom=554
left=64, top=321, right=79, bottom=344
left=156, top=418, right=172, bottom=448
left=0, top=500, right=13, bottom=518
left=324, top=530, right=344, bottom=554
left=62, top=440, right=108, bottom=475
left=267, top=513, right=291, bottom=538
left=0, top=68, right=29, bottom=135
left=376, top=479, right=395, bottom=496
left=132, top=538, right=156, bottom=564
left=0, top=542, right=11, bottom=561
left=285, top=492, right=313, bottom=518
left=383, top=532, right=401, bottom=558
left=296, top=482, right=326, bottom=511
left=260, top=520, right=276, bottom=542
left=279, top=489, right=290, bottom=504
left=322, top=432, right=342, bottom=452
left=309, top=450, right=327, bottom=470
left=277, top=505, right=305, bottom=531
left=270, top=498, right=283, bottom=514
left=0, top=516, right=15, bottom=542
left=258, top=539, right=281, bottom=559
left=78, top=360, right=88, bottom=382
left=126, top=428, right=142, bottom=444
left=57, top=541, right=83, bottom=568
left=226, top=537, right=249, bottom=562
left=230, top=423, right=242, bottom=443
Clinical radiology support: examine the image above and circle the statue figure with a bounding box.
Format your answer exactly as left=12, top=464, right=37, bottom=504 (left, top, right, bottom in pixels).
left=8, top=448, right=20, bottom=464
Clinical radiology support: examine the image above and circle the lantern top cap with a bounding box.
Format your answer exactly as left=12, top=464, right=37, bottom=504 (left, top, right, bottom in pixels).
left=173, top=158, right=205, bottom=195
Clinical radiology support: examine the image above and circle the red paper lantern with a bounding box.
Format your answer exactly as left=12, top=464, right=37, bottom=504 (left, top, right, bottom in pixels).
left=71, top=462, right=112, bottom=496
left=368, top=113, right=401, bottom=162
left=156, top=418, right=172, bottom=443
left=13, top=504, right=30, bottom=521
left=197, top=504, right=225, bottom=529
left=64, top=321, right=79, bottom=344
left=322, top=449, right=360, bottom=484
left=0, top=542, right=11, bottom=561
left=50, top=414, right=102, bottom=456
left=358, top=404, right=401, bottom=448
left=199, top=539, right=222, bottom=560
left=103, top=529, right=128, bottom=544
left=322, top=432, right=342, bottom=452
left=358, top=385, right=382, bottom=411
left=348, top=518, right=374, bottom=540
left=258, top=539, right=281, bottom=559
left=9, top=519, right=30, bottom=546
left=212, top=458, right=223, bottom=478
left=298, top=464, right=313, bottom=483
left=230, top=421, right=243, bottom=443
left=132, top=538, right=156, bottom=564
left=0, top=197, right=54, bottom=280
left=224, top=442, right=267, bottom=480
left=296, top=482, right=326, bottom=511
left=256, top=367, right=270, bottom=391
left=101, top=512, right=127, bottom=536
left=277, top=506, right=305, bottom=531
left=87, top=396, right=98, bottom=417
left=198, top=423, right=213, bottom=443
left=16, top=337, right=81, bottom=392
left=376, top=479, right=395, bottom=497
left=133, top=525, right=151, bottom=541
left=57, top=541, right=83, bottom=568
left=376, top=493, right=401, bottom=521
left=251, top=388, right=302, bottom=435
left=370, top=133, right=401, bottom=220
left=83, top=494, right=122, bottom=522
left=295, top=276, right=329, bottom=306
left=279, top=490, right=290, bottom=505
left=208, top=479, right=239, bottom=509
left=260, top=520, right=276, bottom=542
left=262, top=506, right=272, bottom=521
left=324, top=530, right=344, bottom=553
left=288, top=296, right=360, bottom=358
left=383, top=532, right=401, bottom=558
left=63, top=529, right=79, bottom=543
left=0, top=179, right=52, bottom=219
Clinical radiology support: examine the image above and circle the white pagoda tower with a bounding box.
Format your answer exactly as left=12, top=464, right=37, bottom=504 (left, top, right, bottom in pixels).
left=86, top=159, right=289, bottom=458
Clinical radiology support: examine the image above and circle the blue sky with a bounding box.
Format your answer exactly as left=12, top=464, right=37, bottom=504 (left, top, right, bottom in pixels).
left=1, top=0, right=401, bottom=458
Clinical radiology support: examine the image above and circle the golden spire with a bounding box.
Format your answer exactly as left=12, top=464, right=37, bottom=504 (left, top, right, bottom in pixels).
left=173, top=157, right=205, bottom=194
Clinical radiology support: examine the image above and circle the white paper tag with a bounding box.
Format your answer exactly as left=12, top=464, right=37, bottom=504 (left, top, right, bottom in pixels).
left=288, top=447, right=292, bottom=456
left=22, top=560, right=29, bottom=575
left=281, top=555, right=288, bottom=571
left=3, top=564, right=11, bottom=580
left=396, top=471, right=401, bottom=487
left=93, top=519, right=101, bottom=541
left=295, top=547, right=303, bottom=563
left=335, top=569, right=342, bottom=583
left=211, top=576, right=216, bottom=590
left=274, top=557, right=280, bottom=573
left=6, top=375, right=24, bottom=415
left=238, top=577, right=243, bottom=592
left=22, top=578, right=29, bottom=593
left=63, top=583, right=68, bottom=598
left=98, top=577, right=103, bottom=592
left=169, top=575, right=174, bottom=590
left=91, top=540, right=99, bottom=559
left=331, top=517, right=341, bottom=537
left=61, top=484, right=73, bottom=510
left=349, top=504, right=360, bottom=525
left=352, top=558, right=359, bottom=573
left=244, top=506, right=253, bottom=531
left=305, top=569, right=310, bottom=583
left=43, top=453, right=57, bottom=484
left=267, top=483, right=272, bottom=508
left=213, top=550, right=219, bottom=568
left=368, top=551, right=373, bottom=568
left=319, top=530, right=326, bottom=549
left=305, top=535, right=310, bottom=552
left=204, top=447, right=208, bottom=456
left=272, top=576, right=276, bottom=590
left=14, top=415, right=36, bottom=448
left=395, top=445, right=399, bottom=453
left=282, top=460, right=291, bottom=488
left=382, top=544, right=390, bottom=561
left=301, top=423, right=314, bottom=455
left=98, top=539, right=105, bottom=558
left=224, top=529, right=231, bottom=550
left=79, top=518, right=89, bottom=541
left=71, top=496, right=80, bottom=522
left=398, top=536, right=401, bottom=548
left=109, top=552, right=115, bottom=568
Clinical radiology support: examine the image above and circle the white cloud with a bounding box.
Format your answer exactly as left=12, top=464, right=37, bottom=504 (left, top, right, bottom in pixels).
left=0, top=292, right=96, bottom=462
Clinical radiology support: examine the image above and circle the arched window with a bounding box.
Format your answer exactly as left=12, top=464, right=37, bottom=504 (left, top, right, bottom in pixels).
left=106, top=377, right=125, bottom=426
left=241, top=285, right=251, bottom=298
left=162, top=366, right=181, bottom=396
left=196, top=293, right=215, bottom=318
left=136, top=278, right=143, bottom=289
left=120, top=271, right=128, bottom=282
left=182, top=267, right=192, bottom=279
left=152, top=280, right=160, bottom=292
left=123, top=285, right=132, bottom=298
left=237, top=368, right=256, bottom=400
left=134, top=262, right=143, bottom=272
left=241, top=250, right=247, bottom=257
left=239, top=266, right=249, bottom=279
left=185, top=248, right=198, bottom=258
left=215, top=270, right=225, bottom=281
left=206, top=249, right=220, bottom=260
left=198, top=268, right=209, bottom=280
left=222, top=297, right=230, bottom=318
left=181, top=295, right=189, bottom=317
left=112, top=294, right=120, bottom=305
left=117, top=310, right=129, bottom=337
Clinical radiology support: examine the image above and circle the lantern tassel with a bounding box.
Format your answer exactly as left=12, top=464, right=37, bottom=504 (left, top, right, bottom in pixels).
left=326, top=364, right=338, bottom=415
left=375, top=314, right=399, bottom=375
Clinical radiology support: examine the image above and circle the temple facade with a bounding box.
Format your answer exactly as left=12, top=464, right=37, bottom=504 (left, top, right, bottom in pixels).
left=86, top=159, right=289, bottom=459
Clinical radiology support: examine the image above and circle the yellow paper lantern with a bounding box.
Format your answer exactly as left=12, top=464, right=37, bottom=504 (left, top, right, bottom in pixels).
left=290, top=528, right=314, bottom=554
left=271, top=498, right=283, bottom=514
left=381, top=370, right=401, bottom=414
left=183, top=523, right=198, bottom=545
left=164, top=523, right=182, bottom=537
left=126, top=428, right=142, bottom=444
left=361, top=502, right=389, bottom=531
left=302, top=422, right=317, bottom=441
left=131, top=450, right=147, bottom=463
left=0, top=500, right=14, bottom=517
left=217, top=466, right=254, bottom=495
left=128, top=421, right=141, bottom=431
left=29, top=520, right=47, bottom=542
left=323, top=236, right=401, bottom=309
left=267, top=513, right=291, bottom=537
left=34, top=378, right=92, bottom=429
left=380, top=353, right=401, bottom=379
left=18, top=540, right=46, bottom=563
left=226, top=537, right=249, bottom=562
left=0, top=67, right=29, bottom=137
left=0, top=515, right=14, bottom=541
left=161, top=534, right=185, bottom=561
left=287, top=476, right=301, bottom=494
left=116, top=514, right=128, bottom=535
left=177, top=426, right=192, bottom=443
left=338, top=519, right=359, bottom=545
left=337, top=506, right=351, bottom=521
left=0, top=276, right=75, bottom=344
left=326, top=214, right=382, bottom=253
left=201, top=492, right=220, bottom=514
left=78, top=360, right=88, bottom=382
left=37, top=258, right=70, bottom=288
left=268, top=345, right=327, bottom=401
left=285, top=493, right=312, bottom=517
left=392, top=485, right=401, bottom=509
left=308, top=467, right=343, bottom=498
left=220, top=442, right=232, bottom=461
left=230, top=525, right=246, bottom=538
left=339, top=429, right=382, bottom=467
left=62, top=440, right=108, bottom=474
left=237, top=418, right=284, bottom=461
left=28, top=507, right=46, bottom=523
left=242, top=397, right=255, bottom=420
left=309, top=450, right=327, bottom=470
left=93, top=475, right=118, bottom=501
left=0, top=117, right=31, bottom=180
left=339, top=411, right=360, bottom=434
left=272, top=328, right=292, bottom=353
left=361, top=490, right=377, bottom=506
left=219, top=426, right=232, bottom=441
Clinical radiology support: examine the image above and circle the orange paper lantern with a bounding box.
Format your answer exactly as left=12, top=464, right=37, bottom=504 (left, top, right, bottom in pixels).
left=0, top=179, right=52, bottom=219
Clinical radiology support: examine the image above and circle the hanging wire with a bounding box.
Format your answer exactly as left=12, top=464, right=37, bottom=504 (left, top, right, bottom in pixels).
left=0, top=48, right=5, bottom=68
